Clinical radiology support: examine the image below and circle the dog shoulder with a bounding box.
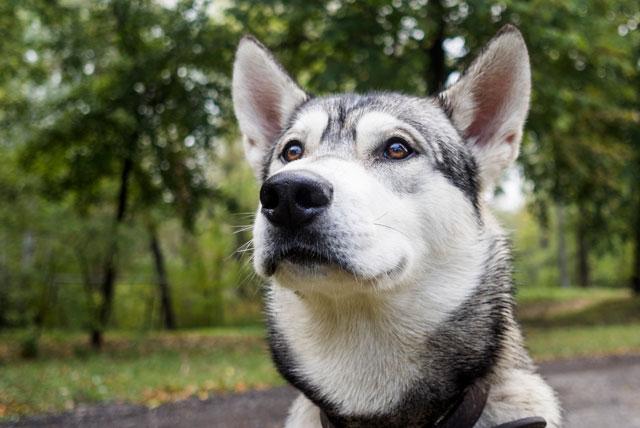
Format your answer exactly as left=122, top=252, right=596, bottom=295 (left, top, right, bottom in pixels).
left=478, top=369, right=562, bottom=428
left=285, top=394, right=322, bottom=428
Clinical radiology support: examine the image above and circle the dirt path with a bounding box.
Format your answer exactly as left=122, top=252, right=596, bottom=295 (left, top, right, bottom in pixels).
left=542, top=355, right=640, bottom=427
left=4, top=355, right=640, bottom=428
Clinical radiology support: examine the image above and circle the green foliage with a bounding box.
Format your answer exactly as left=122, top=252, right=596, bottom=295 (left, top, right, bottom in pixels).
left=17, top=0, right=235, bottom=227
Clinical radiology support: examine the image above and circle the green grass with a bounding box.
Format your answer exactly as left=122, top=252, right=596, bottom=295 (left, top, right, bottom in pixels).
left=1, top=287, right=639, bottom=420
left=524, top=323, right=640, bottom=361
left=516, top=285, right=628, bottom=303
left=517, top=287, right=640, bottom=361
left=0, top=327, right=282, bottom=420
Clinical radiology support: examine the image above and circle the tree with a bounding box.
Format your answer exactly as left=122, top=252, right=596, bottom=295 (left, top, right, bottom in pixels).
left=15, top=0, right=234, bottom=346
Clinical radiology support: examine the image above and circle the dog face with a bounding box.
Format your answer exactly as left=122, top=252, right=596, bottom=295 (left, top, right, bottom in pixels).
left=232, top=26, right=530, bottom=296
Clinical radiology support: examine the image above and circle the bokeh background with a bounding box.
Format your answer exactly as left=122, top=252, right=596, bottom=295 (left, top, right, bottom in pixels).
left=1, top=0, right=639, bottom=421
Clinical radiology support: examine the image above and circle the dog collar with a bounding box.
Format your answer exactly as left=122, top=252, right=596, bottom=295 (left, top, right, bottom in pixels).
left=318, top=380, right=547, bottom=428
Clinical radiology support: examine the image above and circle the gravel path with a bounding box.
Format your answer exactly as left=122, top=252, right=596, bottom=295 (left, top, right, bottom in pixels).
left=4, top=355, right=639, bottom=428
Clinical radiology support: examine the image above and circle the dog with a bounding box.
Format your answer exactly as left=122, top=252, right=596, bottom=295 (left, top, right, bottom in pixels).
left=232, top=24, right=561, bottom=428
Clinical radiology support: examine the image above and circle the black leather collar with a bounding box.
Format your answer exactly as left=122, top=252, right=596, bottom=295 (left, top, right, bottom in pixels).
left=318, top=379, right=547, bottom=428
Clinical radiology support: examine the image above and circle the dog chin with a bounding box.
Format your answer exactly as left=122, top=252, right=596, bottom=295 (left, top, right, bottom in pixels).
left=262, top=254, right=410, bottom=295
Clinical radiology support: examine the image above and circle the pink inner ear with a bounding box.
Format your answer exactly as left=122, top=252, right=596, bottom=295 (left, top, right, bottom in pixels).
left=465, top=66, right=515, bottom=147
left=250, top=84, right=283, bottom=143
left=505, top=132, right=516, bottom=144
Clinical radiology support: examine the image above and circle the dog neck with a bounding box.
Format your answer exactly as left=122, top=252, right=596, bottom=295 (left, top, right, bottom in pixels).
left=266, top=233, right=514, bottom=427
left=320, top=378, right=490, bottom=428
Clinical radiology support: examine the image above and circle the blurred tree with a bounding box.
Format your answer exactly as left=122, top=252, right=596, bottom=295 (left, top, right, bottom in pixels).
left=514, top=0, right=637, bottom=290
left=13, top=0, right=234, bottom=346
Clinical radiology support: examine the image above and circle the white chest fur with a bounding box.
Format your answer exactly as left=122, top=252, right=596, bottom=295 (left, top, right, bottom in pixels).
left=270, top=287, right=424, bottom=415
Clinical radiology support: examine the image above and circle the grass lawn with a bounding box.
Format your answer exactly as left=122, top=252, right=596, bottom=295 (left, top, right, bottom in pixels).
left=0, top=327, right=284, bottom=419
left=1, top=287, right=639, bottom=420
left=517, top=286, right=640, bottom=360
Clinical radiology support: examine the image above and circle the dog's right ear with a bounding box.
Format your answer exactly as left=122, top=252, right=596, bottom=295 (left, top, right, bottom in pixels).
left=438, top=25, right=531, bottom=190
left=232, top=36, right=308, bottom=179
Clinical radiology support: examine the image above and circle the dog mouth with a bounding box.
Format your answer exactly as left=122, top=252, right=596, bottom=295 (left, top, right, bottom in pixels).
left=263, top=244, right=408, bottom=284
left=265, top=245, right=348, bottom=276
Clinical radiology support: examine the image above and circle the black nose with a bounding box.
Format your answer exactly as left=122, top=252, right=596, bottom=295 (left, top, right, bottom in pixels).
left=260, top=171, right=333, bottom=229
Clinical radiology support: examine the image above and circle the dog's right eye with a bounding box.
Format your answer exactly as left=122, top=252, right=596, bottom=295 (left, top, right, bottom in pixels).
left=382, top=137, right=414, bottom=160
left=281, top=141, right=304, bottom=163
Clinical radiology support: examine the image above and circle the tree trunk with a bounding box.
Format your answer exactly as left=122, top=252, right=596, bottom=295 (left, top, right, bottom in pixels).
left=633, top=201, right=640, bottom=295
left=576, top=219, right=591, bottom=288
left=149, top=225, right=176, bottom=330
left=91, top=155, right=133, bottom=349
left=425, top=0, right=446, bottom=95
left=556, top=203, right=570, bottom=288
left=34, top=253, right=57, bottom=328
left=76, top=248, right=100, bottom=346
left=20, top=231, right=35, bottom=271
left=0, top=263, right=9, bottom=328
left=0, top=287, right=6, bottom=328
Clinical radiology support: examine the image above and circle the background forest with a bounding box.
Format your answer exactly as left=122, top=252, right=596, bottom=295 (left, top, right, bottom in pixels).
left=0, top=0, right=639, bottom=419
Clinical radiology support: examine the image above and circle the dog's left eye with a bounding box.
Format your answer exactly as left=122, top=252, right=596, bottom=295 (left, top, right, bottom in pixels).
left=382, top=137, right=414, bottom=160
left=281, top=140, right=304, bottom=162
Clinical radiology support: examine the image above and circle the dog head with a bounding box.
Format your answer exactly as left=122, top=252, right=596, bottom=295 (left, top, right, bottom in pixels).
left=232, top=26, right=530, bottom=296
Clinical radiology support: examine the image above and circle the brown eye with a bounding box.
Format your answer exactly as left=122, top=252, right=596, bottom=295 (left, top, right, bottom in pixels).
left=383, top=137, right=414, bottom=160
left=281, top=140, right=304, bottom=162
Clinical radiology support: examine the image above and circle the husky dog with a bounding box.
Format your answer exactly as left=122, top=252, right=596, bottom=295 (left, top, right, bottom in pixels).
left=232, top=25, right=561, bottom=428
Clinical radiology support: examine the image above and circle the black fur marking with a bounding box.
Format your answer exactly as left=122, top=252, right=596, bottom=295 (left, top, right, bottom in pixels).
left=320, top=98, right=350, bottom=143
left=267, top=236, right=515, bottom=427
left=434, top=143, right=481, bottom=217
left=437, top=93, right=454, bottom=120
left=320, top=115, right=333, bottom=142
left=260, top=143, right=277, bottom=182
left=337, top=100, right=347, bottom=126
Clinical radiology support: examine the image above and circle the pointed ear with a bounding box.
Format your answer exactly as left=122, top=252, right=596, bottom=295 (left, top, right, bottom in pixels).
left=232, top=36, right=308, bottom=178
left=439, top=25, right=531, bottom=189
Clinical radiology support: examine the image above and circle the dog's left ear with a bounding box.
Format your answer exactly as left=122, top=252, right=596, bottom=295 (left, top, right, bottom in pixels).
left=439, top=25, right=531, bottom=189
left=232, top=36, right=308, bottom=179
